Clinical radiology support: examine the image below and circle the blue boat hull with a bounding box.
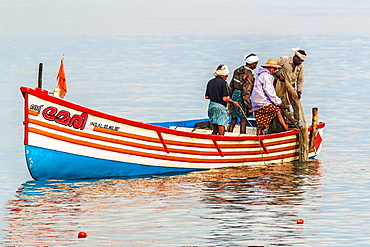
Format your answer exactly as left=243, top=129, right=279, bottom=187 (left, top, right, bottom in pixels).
left=25, top=145, right=201, bottom=180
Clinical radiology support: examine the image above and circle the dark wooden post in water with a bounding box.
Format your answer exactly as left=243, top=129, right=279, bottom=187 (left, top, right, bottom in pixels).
left=38, top=63, right=43, bottom=89
left=298, top=125, right=309, bottom=162
left=309, top=108, right=319, bottom=150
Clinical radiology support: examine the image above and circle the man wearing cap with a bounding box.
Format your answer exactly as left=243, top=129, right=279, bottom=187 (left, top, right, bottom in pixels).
left=276, top=48, right=307, bottom=123
left=205, top=64, right=240, bottom=136
left=251, top=59, right=291, bottom=135
left=228, top=53, right=259, bottom=134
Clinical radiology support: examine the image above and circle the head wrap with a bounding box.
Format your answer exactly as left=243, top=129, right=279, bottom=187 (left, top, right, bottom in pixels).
left=244, top=54, right=259, bottom=64
left=213, top=65, right=229, bottom=76
left=292, top=47, right=307, bottom=60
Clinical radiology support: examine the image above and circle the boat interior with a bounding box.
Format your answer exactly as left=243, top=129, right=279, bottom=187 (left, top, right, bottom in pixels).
left=148, top=117, right=258, bottom=136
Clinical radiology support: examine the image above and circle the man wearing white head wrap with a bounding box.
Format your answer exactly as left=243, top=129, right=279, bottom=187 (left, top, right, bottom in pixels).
left=205, top=64, right=239, bottom=136
left=212, top=64, right=229, bottom=77
left=227, top=53, right=259, bottom=134
left=275, top=47, right=307, bottom=124
left=277, top=47, right=307, bottom=99
left=244, top=54, right=260, bottom=65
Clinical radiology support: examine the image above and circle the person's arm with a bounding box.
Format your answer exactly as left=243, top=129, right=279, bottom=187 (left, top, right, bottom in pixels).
left=229, top=78, right=235, bottom=96
left=296, top=65, right=305, bottom=98
left=222, top=96, right=239, bottom=108
left=263, top=75, right=282, bottom=106
left=205, top=83, right=210, bottom=99
left=275, top=57, right=287, bottom=82
left=242, top=72, right=254, bottom=110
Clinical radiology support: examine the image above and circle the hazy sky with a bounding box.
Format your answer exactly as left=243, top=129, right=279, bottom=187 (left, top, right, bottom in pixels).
left=1, top=0, right=370, bottom=37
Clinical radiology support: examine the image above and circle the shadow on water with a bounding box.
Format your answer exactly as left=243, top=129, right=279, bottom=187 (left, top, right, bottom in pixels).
left=2, top=160, right=323, bottom=246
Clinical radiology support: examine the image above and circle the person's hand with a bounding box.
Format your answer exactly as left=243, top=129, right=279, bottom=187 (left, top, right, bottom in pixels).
left=232, top=101, right=240, bottom=108
left=279, top=103, right=285, bottom=109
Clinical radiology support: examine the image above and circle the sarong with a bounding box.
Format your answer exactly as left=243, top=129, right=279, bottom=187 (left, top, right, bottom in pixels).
left=208, top=101, right=228, bottom=126
left=254, top=104, right=280, bottom=129
left=230, top=89, right=248, bottom=118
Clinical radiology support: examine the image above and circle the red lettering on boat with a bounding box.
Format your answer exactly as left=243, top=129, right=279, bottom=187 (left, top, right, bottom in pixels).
left=55, top=110, right=71, bottom=125
left=42, top=106, right=58, bottom=121
left=42, top=106, right=88, bottom=130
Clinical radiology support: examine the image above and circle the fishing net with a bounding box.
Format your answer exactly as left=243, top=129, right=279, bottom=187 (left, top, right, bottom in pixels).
left=273, top=69, right=309, bottom=161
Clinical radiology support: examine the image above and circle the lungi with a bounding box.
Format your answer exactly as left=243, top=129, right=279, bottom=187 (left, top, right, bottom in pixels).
left=230, top=89, right=248, bottom=118
left=254, top=104, right=280, bottom=129
left=208, top=101, right=228, bottom=126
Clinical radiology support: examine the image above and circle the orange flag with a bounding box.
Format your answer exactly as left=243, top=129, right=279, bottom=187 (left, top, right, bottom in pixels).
left=54, top=56, right=67, bottom=98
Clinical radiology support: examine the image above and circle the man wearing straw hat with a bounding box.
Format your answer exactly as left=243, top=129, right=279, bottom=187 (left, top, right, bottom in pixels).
left=251, top=59, right=291, bottom=135
left=205, top=64, right=240, bottom=136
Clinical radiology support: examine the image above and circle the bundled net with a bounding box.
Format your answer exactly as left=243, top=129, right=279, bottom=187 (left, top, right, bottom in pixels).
left=274, top=69, right=309, bottom=162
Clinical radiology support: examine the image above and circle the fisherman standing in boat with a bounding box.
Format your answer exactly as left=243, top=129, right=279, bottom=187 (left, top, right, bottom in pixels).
left=275, top=48, right=307, bottom=122
left=251, top=59, right=291, bottom=135
left=228, top=53, right=259, bottom=134
left=205, top=65, right=240, bottom=136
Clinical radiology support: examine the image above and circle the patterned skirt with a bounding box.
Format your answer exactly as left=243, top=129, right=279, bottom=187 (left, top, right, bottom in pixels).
left=230, top=89, right=248, bottom=118
left=254, top=104, right=280, bottom=129
left=208, top=101, right=228, bottom=126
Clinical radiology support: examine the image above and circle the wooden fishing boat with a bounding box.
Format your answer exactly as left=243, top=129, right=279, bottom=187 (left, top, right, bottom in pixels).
left=21, top=86, right=325, bottom=181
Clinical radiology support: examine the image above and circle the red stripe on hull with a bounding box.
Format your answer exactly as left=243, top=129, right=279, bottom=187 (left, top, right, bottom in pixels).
left=28, top=127, right=299, bottom=164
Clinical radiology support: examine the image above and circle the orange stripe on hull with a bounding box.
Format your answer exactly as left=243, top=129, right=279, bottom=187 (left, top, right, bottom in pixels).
left=28, top=109, right=39, bottom=116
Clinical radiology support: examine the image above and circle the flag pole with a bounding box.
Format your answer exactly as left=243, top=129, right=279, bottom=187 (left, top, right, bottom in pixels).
left=38, top=63, right=43, bottom=89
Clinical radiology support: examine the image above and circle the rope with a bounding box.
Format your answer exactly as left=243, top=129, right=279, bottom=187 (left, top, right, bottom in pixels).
left=238, top=107, right=257, bottom=134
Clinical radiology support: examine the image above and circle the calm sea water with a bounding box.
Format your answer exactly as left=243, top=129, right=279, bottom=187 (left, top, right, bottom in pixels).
left=1, top=4, right=370, bottom=244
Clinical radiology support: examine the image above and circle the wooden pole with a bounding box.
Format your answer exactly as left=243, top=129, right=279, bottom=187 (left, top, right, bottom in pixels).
left=309, top=108, right=319, bottom=151
left=298, top=127, right=309, bottom=162
left=38, top=63, right=43, bottom=89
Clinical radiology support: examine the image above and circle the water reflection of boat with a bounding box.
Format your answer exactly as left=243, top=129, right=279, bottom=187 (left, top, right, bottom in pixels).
left=20, top=86, right=325, bottom=181
left=3, top=162, right=322, bottom=245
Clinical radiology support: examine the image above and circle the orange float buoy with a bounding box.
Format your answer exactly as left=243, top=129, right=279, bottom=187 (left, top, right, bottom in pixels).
left=297, top=219, right=304, bottom=224
left=78, top=232, right=88, bottom=238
